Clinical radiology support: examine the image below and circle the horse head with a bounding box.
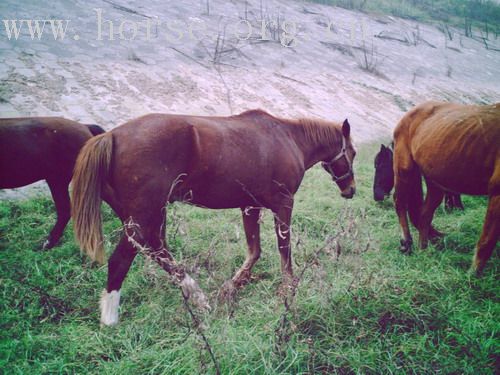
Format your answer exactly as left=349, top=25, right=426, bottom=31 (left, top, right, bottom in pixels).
left=373, top=143, right=394, bottom=201
left=321, top=119, right=356, bottom=199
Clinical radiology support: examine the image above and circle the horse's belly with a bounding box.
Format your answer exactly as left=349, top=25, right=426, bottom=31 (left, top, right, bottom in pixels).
left=419, top=161, right=490, bottom=196
left=175, top=183, right=266, bottom=209
left=0, top=163, right=45, bottom=188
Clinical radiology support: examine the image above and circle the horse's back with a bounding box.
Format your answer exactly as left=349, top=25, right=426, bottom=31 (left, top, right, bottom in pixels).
left=0, top=117, right=94, bottom=188
left=395, top=101, right=499, bottom=140
left=107, top=112, right=303, bottom=209
left=109, top=112, right=287, bottom=166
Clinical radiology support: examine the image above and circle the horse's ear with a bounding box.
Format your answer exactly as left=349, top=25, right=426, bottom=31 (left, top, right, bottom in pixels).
left=380, top=144, right=386, bottom=151
left=342, top=119, right=350, bottom=138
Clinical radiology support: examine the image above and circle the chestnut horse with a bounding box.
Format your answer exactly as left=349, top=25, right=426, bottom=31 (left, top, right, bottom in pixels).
left=71, top=110, right=356, bottom=326
left=374, top=143, right=463, bottom=210
left=393, top=101, right=499, bottom=274
left=0, top=117, right=105, bottom=249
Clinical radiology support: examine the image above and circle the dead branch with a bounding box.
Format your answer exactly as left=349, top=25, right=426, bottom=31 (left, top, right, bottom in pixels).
left=170, top=47, right=210, bottom=69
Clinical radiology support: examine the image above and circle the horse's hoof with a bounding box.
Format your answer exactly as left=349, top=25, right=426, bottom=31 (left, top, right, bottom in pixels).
left=42, top=239, right=55, bottom=250
left=429, top=228, right=444, bottom=239
left=218, top=280, right=237, bottom=304
left=399, top=239, right=412, bottom=254
left=231, top=272, right=251, bottom=289
left=469, top=260, right=484, bottom=278
left=429, top=236, right=443, bottom=247
left=277, top=276, right=299, bottom=298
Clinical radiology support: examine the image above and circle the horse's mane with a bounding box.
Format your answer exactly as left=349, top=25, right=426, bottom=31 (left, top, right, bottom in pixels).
left=237, top=109, right=341, bottom=145
left=294, top=117, right=341, bottom=145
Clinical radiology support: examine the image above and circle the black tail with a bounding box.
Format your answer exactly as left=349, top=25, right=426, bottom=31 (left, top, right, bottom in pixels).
left=86, top=124, right=106, bottom=136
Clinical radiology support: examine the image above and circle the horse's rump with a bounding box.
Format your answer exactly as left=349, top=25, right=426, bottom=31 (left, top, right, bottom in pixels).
left=394, top=101, right=500, bottom=196
left=0, top=117, right=106, bottom=250
left=0, top=117, right=98, bottom=188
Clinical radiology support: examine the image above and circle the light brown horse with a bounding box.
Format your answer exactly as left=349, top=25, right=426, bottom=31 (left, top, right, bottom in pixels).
left=71, top=110, right=356, bottom=326
left=0, top=117, right=105, bottom=249
left=393, top=101, right=499, bottom=274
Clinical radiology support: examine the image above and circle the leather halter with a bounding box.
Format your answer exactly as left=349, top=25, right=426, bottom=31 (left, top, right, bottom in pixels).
left=321, top=136, right=353, bottom=183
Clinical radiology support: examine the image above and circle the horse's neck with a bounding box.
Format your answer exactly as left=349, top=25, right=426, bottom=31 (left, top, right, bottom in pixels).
left=282, top=119, right=341, bottom=170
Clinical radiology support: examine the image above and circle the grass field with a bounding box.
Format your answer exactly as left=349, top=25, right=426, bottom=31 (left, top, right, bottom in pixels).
left=311, top=0, right=500, bottom=36
left=0, top=143, right=498, bottom=374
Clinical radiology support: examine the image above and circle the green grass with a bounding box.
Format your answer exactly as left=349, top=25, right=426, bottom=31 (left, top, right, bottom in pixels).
left=1, top=143, right=498, bottom=374
left=310, top=0, right=500, bottom=36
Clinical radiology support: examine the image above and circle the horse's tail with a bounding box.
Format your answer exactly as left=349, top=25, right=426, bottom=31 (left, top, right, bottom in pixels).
left=407, top=167, right=423, bottom=228
left=86, top=124, right=106, bottom=136
left=393, top=111, right=423, bottom=230
left=71, top=132, right=113, bottom=264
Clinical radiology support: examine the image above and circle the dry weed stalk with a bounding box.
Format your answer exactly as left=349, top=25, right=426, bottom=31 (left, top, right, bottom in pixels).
left=274, top=204, right=372, bottom=357
left=109, top=172, right=221, bottom=374
left=123, top=218, right=219, bottom=374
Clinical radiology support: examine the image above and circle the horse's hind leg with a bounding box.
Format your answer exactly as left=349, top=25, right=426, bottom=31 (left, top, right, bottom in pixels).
left=125, top=207, right=209, bottom=311
left=101, top=235, right=137, bottom=326
left=418, top=180, right=444, bottom=249
left=232, top=207, right=262, bottom=288
left=393, top=151, right=418, bottom=254
left=43, top=179, right=71, bottom=249
left=472, top=194, right=499, bottom=276
left=394, top=183, right=412, bottom=253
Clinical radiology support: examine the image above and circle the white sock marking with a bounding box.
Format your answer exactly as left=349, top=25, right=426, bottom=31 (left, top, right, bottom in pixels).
left=100, top=289, right=120, bottom=326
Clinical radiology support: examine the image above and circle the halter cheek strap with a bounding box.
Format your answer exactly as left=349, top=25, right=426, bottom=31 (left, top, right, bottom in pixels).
left=322, top=136, right=353, bottom=183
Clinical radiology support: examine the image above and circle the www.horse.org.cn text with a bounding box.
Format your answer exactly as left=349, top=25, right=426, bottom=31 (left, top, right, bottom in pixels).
left=2, top=8, right=369, bottom=48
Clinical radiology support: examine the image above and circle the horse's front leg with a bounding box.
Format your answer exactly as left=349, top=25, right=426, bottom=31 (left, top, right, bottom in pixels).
left=273, top=200, right=294, bottom=286
left=445, top=193, right=464, bottom=211
left=453, top=194, right=464, bottom=210
left=231, top=207, right=262, bottom=287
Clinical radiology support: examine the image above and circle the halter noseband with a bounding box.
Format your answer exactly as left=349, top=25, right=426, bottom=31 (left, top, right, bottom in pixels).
left=321, top=136, right=353, bottom=183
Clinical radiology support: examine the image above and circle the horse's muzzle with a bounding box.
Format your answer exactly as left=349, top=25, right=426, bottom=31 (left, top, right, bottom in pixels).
left=341, top=186, right=356, bottom=199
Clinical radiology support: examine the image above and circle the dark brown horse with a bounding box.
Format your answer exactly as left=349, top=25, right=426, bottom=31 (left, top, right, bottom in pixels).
left=393, top=101, right=499, bottom=274
left=71, top=110, right=356, bottom=326
left=374, top=143, right=463, bottom=210
left=0, top=117, right=105, bottom=249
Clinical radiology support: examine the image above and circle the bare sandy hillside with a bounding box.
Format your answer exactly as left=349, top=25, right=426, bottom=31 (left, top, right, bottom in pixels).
left=1, top=0, right=499, bottom=197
